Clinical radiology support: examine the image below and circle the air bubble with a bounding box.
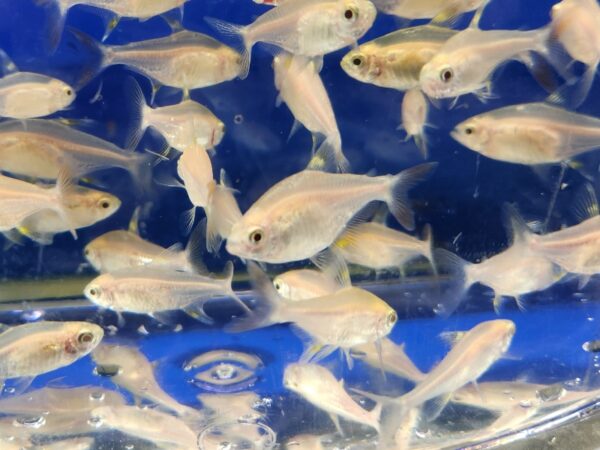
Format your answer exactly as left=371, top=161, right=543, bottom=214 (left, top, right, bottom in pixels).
left=234, top=115, right=244, bottom=125
left=90, top=391, right=106, bottom=401
left=14, top=415, right=45, bottom=429
left=198, top=421, right=276, bottom=450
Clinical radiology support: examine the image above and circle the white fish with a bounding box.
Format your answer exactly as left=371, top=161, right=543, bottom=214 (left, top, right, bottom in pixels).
left=419, top=26, right=560, bottom=99
left=273, top=268, right=341, bottom=300
left=125, top=77, right=225, bottom=152
left=228, top=263, right=397, bottom=364
left=84, top=261, right=249, bottom=320
left=205, top=171, right=243, bottom=253
left=91, top=405, right=199, bottom=450
left=351, top=338, right=425, bottom=383
left=452, top=102, right=600, bottom=165
left=207, top=0, right=377, bottom=78
left=75, top=29, right=242, bottom=91
left=92, top=343, right=203, bottom=419
left=226, top=163, right=436, bottom=264
left=273, top=52, right=349, bottom=172
left=401, top=88, right=430, bottom=159
left=333, top=222, right=435, bottom=274
left=371, top=0, right=488, bottom=23
left=340, top=25, right=457, bottom=90
left=84, top=213, right=205, bottom=274
left=178, top=145, right=214, bottom=209
left=550, top=0, right=600, bottom=108
left=283, top=363, right=381, bottom=432
left=0, top=321, right=103, bottom=386
left=0, top=119, right=152, bottom=190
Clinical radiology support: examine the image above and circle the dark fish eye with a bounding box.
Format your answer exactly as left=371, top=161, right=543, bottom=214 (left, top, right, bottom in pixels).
left=78, top=331, right=94, bottom=344
left=387, top=311, right=398, bottom=325
left=249, top=229, right=263, bottom=244
left=274, top=282, right=281, bottom=290
left=352, top=57, right=363, bottom=66
left=465, top=126, right=474, bottom=135
left=344, top=9, right=354, bottom=19
left=100, top=200, right=110, bottom=209
left=66, top=89, right=73, bottom=96
left=440, top=68, right=454, bottom=83
left=84, top=249, right=90, bottom=256
left=89, top=288, right=98, bottom=297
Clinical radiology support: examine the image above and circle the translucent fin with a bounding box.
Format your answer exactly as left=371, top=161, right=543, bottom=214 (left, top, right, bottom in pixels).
left=0, top=49, right=17, bottom=76
left=36, top=0, right=69, bottom=52
left=423, top=393, right=451, bottom=422
left=310, top=247, right=351, bottom=289
left=222, top=261, right=252, bottom=314
left=413, top=133, right=428, bottom=160
left=179, top=207, right=197, bottom=236
left=123, top=76, right=147, bottom=150
left=547, top=62, right=597, bottom=109
left=204, top=17, right=251, bottom=79
left=55, top=169, right=78, bottom=239
left=328, top=413, right=344, bottom=436
left=421, top=224, right=437, bottom=277
left=185, top=221, right=208, bottom=274
left=66, top=28, right=107, bottom=89
left=101, top=14, right=121, bottom=42
left=182, top=303, right=215, bottom=325
left=571, top=183, right=599, bottom=223
left=308, top=136, right=350, bottom=173
left=501, top=203, right=533, bottom=246
left=287, top=119, right=302, bottom=142
left=431, top=249, right=469, bottom=317
left=128, top=206, right=141, bottom=235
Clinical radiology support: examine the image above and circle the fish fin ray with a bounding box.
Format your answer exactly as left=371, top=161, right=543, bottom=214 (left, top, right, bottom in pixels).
left=204, top=17, right=251, bottom=79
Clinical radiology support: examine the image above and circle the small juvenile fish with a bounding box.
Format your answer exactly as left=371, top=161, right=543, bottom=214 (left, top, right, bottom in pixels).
left=451, top=103, right=600, bottom=165
left=334, top=222, right=435, bottom=274
left=84, top=262, right=250, bottom=320
left=178, top=145, right=214, bottom=209
left=371, top=0, right=488, bottom=23
left=0, top=321, right=103, bottom=386
left=273, top=52, right=349, bottom=172
left=92, top=343, right=203, bottom=419
left=550, top=0, right=600, bottom=107
left=351, top=338, right=425, bottom=383
left=283, top=363, right=381, bottom=432
left=126, top=78, right=225, bottom=151
left=228, top=263, right=397, bottom=363
left=420, top=26, right=559, bottom=99
left=401, top=88, right=430, bottom=159
left=205, top=171, right=244, bottom=253
left=207, top=0, right=377, bottom=78
left=273, top=269, right=341, bottom=300
left=76, top=29, right=242, bottom=91
left=341, top=25, right=457, bottom=91
left=226, top=163, right=437, bottom=263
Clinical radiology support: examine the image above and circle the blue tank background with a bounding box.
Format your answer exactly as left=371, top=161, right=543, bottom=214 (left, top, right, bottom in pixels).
left=0, top=0, right=600, bottom=446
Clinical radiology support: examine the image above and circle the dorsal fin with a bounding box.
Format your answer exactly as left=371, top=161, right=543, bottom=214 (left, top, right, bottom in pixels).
left=128, top=207, right=141, bottom=235
left=0, top=49, right=17, bottom=76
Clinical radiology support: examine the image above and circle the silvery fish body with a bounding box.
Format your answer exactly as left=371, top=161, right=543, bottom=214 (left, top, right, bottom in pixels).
left=273, top=269, right=341, bottom=300
left=371, top=0, right=486, bottom=22
left=57, top=0, right=188, bottom=18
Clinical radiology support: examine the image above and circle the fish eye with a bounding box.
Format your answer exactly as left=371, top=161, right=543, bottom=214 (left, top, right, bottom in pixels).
left=440, top=67, right=454, bottom=83
left=352, top=55, right=364, bottom=67
left=65, top=88, right=73, bottom=96
left=84, top=248, right=90, bottom=256
left=78, top=331, right=94, bottom=344
left=249, top=229, right=264, bottom=245
left=88, top=287, right=100, bottom=298
left=274, top=281, right=281, bottom=291
left=387, top=311, right=398, bottom=326
left=465, top=126, right=475, bottom=135
left=99, top=198, right=111, bottom=209
left=344, top=6, right=358, bottom=21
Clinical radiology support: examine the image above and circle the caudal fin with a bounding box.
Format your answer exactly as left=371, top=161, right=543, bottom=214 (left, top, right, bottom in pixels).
left=386, top=162, right=438, bottom=231
left=421, top=224, right=437, bottom=278
left=35, top=0, right=70, bottom=52
left=66, top=27, right=107, bottom=89
left=308, top=135, right=350, bottom=173
left=205, top=17, right=252, bottom=80
left=123, top=76, right=148, bottom=150
left=185, top=220, right=208, bottom=273
left=431, top=249, right=469, bottom=317
left=221, top=261, right=252, bottom=314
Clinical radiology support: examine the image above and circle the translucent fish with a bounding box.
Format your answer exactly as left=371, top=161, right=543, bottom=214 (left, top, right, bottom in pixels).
left=0, top=411, right=98, bottom=442
left=226, top=163, right=437, bottom=264
left=177, top=145, right=214, bottom=209
left=341, top=25, right=457, bottom=91
left=401, top=88, right=430, bottom=159
left=83, top=262, right=249, bottom=320
left=92, top=343, right=203, bottom=419
left=0, top=321, right=103, bottom=385
left=283, top=363, right=381, bottom=432
left=273, top=52, right=349, bottom=172
left=371, top=0, right=488, bottom=23
left=206, top=0, right=377, bottom=79
left=204, top=171, right=243, bottom=253
left=125, top=77, right=225, bottom=152
left=451, top=103, right=600, bottom=165
left=273, top=268, right=341, bottom=300
left=419, top=26, right=561, bottom=99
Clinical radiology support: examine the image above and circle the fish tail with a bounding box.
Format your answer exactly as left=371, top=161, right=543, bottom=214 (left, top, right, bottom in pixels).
left=547, top=61, right=598, bottom=109
left=307, top=135, right=350, bottom=173
left=205, top=177, right=241, bottom=253
left=501, top=203, right=534, bottom=247
left=370, top=401, right=383, bottom=433
left=66, top=27, right=108, bottom=89
left=421, top=223, right=437, bottom=278
left=431, top=249, right=469, bottom=317
left=413, top=133, right=428, bottom=160
left=222, top=261, right=252, bottom=314
left=123, top=76, right=148, bottom=150
left=205, top=17, right=252, bottom=79
left=225, top=262, right=283, bottom=333
left=35, top=0, right=70, bottom=52
left=185, top=220, right=208, bottom=274
left=385, top=162, right=437, bottom=230
left=537, top=25, right=574, bottom=83
left=128, top=154, right=154, bottom=199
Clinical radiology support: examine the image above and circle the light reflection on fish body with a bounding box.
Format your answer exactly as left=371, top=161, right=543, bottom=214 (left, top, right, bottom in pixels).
left=341, top=25, right=456, bottom=91
left=0, top=72, right=75, bottom=119
left=371, top=0, right=487, bottom=22
left=273, top=269, right=340, bottom=300
left=451, top=103, right=600, bottom=165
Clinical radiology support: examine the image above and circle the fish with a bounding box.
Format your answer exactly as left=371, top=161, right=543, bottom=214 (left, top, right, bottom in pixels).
left=273, top=268, right=341, bottom=300
left=92, top=343, right=203, bottom=419
left=0, top=119, right=152, bottom=192
left=273, top=52, right=349, bottom=172
left=451, top=102, right=600, bottom=165
left=351, top=338, right=425, bottom=383
left=228, top=263, right=397, bottom=364
left=226, top=162, right=437, bottom=264
left=0, top=411, right=98, bottom=442
left=204, top=170, right=243, bottom=253
left=91, top=405, right=200, bottom=450
left=550, top=0, right=600, bottom=108
left=401, top=88, right=430, bottom=159
left=419, top=26, right=562, bottom=100
left=370, top=0, right=488, bottom=24
left=372, top=320, right=515, bottom=449
left=74, top=29, right=242, bottom=92
left=125, top=77, right=225, bottom=151
left=0, top=321, right=103, bottom=388
left=84, top=211, right=205, bottom=274
left=178, top=145, right=214, bottom=210
left=340, top=25, right=457, bottom=91
left=206, top=0, right=377, bottom=78
left=83, top=261, right=250, bottom=321
left=333, top=222, right=435, bottom=275
left=283, top=363, right=381, bottom=432
left=198, top=391, right=262, bottom=422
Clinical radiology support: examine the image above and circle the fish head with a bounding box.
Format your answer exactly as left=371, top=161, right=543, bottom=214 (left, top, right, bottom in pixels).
left=63, top=322, right=104, bottom=358
left=486, top=319, right=517, bottom=354
left=377, top=307, right=398, bottom=337
left=226, top=217, right=287, bottom=262
left=273, top=274, right=293, bottom=299
left=340, top=48, right=380, bottom=83
left=283, top=363, right=308, bottom=392
left=420, top=53, right=468, bottom=99
left=66, top=188, right=121, bottom=227
left=49, top=79, right=76, bottom=111
left=84, top=275, right=115, bottom=309
left=450, top=116, right=490, bottom=154
left=210, top=119, right=226, bottom=148
left=83, top=239, right=104, bottom=271
left=334, top=0, right=377, bottom=42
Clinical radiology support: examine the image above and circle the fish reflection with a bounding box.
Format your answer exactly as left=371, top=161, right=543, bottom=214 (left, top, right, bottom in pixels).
left=185, top=349, right=262, bottom=392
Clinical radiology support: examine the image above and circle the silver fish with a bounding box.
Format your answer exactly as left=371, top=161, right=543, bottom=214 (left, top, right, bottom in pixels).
left=452, top=102, right=600, bottom=165
left=273, top=268, right=341, bottom=300
left=178, top=145, right=214, bottom=209
left=226, top=163, right=436, bottom=264
left=341, top=25, right=457, bottom=91
left=371, top=0, right=488, bottom=23
left=204, top=171, right=243, bottom=253
left=207, top=0, right=377, bottom=78
left=401, top=88, right=430, bottom=158
left=283, top=363, right=381, bottom=432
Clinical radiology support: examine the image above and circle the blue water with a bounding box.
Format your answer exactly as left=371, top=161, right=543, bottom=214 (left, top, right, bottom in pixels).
left=1, top=0, right=600, bottom=448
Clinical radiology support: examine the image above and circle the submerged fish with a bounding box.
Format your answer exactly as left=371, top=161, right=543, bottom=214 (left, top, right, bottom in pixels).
left=0, top=321, right=103, bottom=385
left=451, top=103, right=600, bottom=165
left=420, top=26, right=559, bottom=99
left=205, top=171, right=243, bottom=253
left=207, top=0, right=377, bottom=78
left=178, top=145, right=214, bottom=209
left=273, top=52, right=349, bottom=172
left=273, top=268, right=341, bottom=300
left=84, top=262, right=249, bottom=320
left=341, top=25, right=457, bottom=91
left=401, top=88, right=430, bottom=159
left=371, top=0, right=488, bottom=23
left=283, top=363, right=381, bottom=432
left=198, top=391, right=262, bottom=422
left=229, top=263, right=397, bottom=363
left=333, top=222, right=435, bottom=274
left=226, top=163, right=436, bottom=264
left=92, top=343, right=202, bottom=419
left=74, top=29, right=242, bottom=91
